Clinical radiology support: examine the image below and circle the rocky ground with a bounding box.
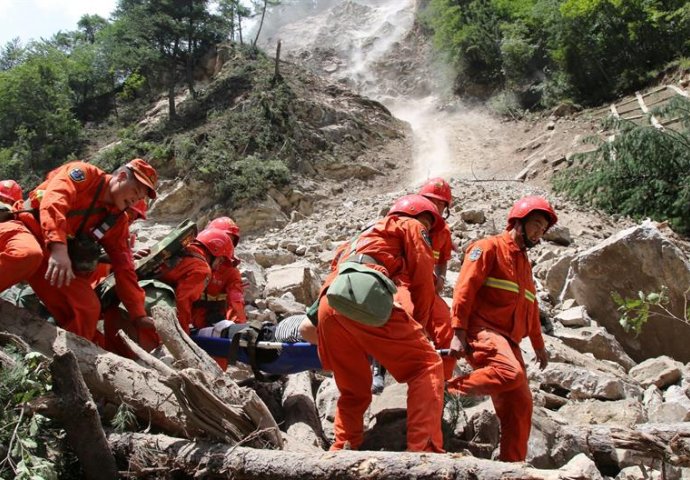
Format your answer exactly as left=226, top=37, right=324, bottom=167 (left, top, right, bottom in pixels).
left=103, top=1, right=690, bottom=477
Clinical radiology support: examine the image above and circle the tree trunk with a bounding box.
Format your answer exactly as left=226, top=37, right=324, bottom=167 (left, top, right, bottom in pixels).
left=273, top=40, right=282, bottom=84
left=281, top=371, right=326, bottom=450
left=106, top=422, right=690, bottom=479
left=50, top=350, right=117, bottom=479
left=556, top=423, right=690, bottom=472
left=253, top=0, right=269, bottom=48
left=107, top=431, right=572, bottom=480
left=167, top=39, right=180, bottom=119
left=0, top=300, right=280, bottom=448
left=148, top=305, right=283, bottom=448
left=0, top=301, right=191, bottom=437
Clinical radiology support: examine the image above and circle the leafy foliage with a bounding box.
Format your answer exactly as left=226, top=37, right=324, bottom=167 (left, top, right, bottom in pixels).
left=553, top=96, right=690, bottom=234
left=612, top=286, right=690, bottom=336
left=421, top=0, right=690, bottom=107
left=0, top=350, right=72, bottom=479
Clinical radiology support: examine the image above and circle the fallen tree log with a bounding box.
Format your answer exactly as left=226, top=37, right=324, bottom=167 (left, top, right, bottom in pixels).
left=0, top=300, right=192, bottom=437
left=107, top=431, right=593, bottom=480
left=553, top=423, right=690, bottom=472
left=50, top=350, right=117, bottom=479
left=281, top=371, right=326, bottom=450
left=118, top=329, right=282, bottom=448
left=0, top=300, right=281, bottom=448
left=146, top=305, right=282, bottom=448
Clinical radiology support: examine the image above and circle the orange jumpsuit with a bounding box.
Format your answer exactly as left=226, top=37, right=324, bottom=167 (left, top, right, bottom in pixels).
left=0, top=219, right=43, bottom=292
left=191, top=256, right=246, bottom=329
left=428, top=222, right=456, bottom=379
left=317, top=215, right=444, bottom=452
left=447, top=231, right=544, bottom=462
left=12, top=162, right=146, bottom=341
left=156, top=243, right=212, bottom=334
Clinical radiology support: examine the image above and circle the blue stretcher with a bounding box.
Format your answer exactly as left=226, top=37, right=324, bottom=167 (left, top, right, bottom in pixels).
left=192, top=334, right=452, bottom=378
left=191, top=334, right=323, bottom=375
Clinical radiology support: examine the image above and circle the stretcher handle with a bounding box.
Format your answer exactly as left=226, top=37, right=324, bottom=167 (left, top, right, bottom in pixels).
left=239, top=340, right=452, bottom=357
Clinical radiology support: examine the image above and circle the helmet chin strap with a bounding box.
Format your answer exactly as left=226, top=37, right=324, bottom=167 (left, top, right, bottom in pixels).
left=519, top=220, right=537, bottom=250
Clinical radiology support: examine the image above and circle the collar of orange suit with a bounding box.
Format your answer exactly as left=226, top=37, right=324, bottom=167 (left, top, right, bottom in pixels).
left=500, top=230, right=524, bottom=254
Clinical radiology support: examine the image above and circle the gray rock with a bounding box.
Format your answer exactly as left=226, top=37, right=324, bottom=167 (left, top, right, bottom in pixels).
left=543, top=225, right=572, bottom=246
left=562, top=222, right=690, bottom=362
left=555, top=306, right=591, bottom=327
left=315, top=377, right=339, bottom=442
left=544, top=254, right=574, bottom=300
left=553, top=323, right=636, bottom=371
left=629, top=356, right=683, bottom=388
left=540, top=363, right=626, bottom=400
left=252, top=248, right=298, bottom=269
left=557, top=398, right=646, bottom=427
left=264, top=262, right=321, bottom=305
left=460, top=209, right=486, bottom=224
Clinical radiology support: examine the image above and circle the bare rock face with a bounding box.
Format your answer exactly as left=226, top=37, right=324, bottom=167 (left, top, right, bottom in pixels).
left=232, top=196, right=290, bottom=235
left=544, top=254, right=574, bottom=300
left=149, top=179, right=214, bottom=220
left=264, top=262, right=322, bottom=305
left=562, top=223, right=690, bottom=362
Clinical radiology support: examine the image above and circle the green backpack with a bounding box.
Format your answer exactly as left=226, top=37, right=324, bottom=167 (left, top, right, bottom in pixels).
left=326, top=261, right=397, bottom=327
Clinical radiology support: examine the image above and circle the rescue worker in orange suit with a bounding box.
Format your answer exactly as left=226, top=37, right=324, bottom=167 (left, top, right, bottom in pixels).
left=317, top=194, right=445, bottom=453
left=446, top=196, right=557, bottom=462
left=103, top=227, right=235, bottom=356
left=100, top=199, right=150, bottom=354
left=191, top=216, right=246, bottom=330
left=372, top=178, right=457, bottom=393
left=90, top=199, right=148, bottom=288
left=155, top=227, right=235, bottom=334
left=0, top=180, right=40, bottom=293
left=419, top=177, right=457, bottom=379
left=2, top=159, right=157, bottom=341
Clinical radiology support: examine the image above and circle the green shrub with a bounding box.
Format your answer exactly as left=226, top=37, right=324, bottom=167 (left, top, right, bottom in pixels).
left=554, top=96, right=690, bottom=234
left=421, top=0, right=690, bottom=106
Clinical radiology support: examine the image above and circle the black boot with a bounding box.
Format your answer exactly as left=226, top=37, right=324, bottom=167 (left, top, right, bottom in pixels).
left=371, top=360, right=386, bottom=394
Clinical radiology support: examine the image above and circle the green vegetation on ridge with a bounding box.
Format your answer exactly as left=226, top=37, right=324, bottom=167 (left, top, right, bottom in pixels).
left=421, top=0, right=690, bottom=108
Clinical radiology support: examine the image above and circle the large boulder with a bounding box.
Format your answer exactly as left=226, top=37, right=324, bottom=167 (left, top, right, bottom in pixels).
left=264, top=262, right=322, bottom=305
left=562, top=223, right=690, bottom=362
left=552, top=323, right=636, bottom=371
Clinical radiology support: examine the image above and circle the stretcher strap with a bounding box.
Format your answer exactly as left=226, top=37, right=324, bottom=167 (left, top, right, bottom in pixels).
left=226, top=326, right=282, bottom=382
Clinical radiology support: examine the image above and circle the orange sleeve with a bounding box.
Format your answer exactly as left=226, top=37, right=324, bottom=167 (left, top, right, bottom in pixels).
left=101, top=217, right=147, bottom=319
left=39, top=162, right=100, bottom=244
left=451, top=238, right=497, bottom=330
left=433, top=224, right=453, bottom=265
left=224, top=266, right=246, bottom=322
left=402, top=218, right=436, bottom=330
left=528, top=296, right=545, bottom=351
left=175, top=263, right=211, bottom=332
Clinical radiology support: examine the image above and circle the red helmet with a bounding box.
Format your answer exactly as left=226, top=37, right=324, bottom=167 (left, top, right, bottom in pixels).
left=388, top=194, right=442, bottom=228
left=207, top=216, right=240, bottom=244
left=419, top=177, right=452, bottom=205
left=507, top=196, right=558, bottom=230
left=0, top=180, right=23, bottom=204
left=127, top=199, right=148, bottom=222
left=196, top=227, right=234, bottom=259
